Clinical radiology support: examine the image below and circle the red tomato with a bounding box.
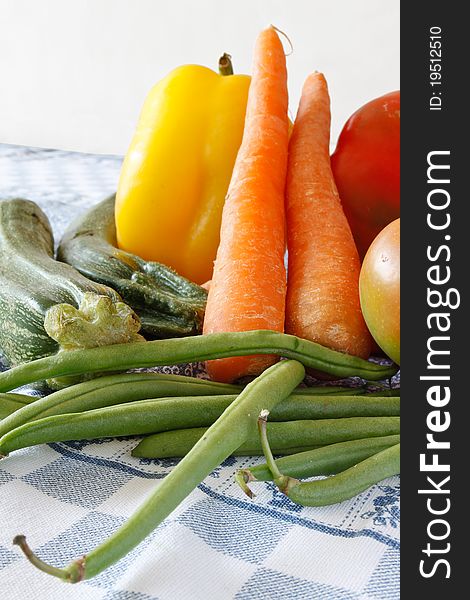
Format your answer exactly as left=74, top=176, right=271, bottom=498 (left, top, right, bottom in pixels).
left=359, top=219, right=400, bottom=364
left=331, top=91, right=400, bottom=258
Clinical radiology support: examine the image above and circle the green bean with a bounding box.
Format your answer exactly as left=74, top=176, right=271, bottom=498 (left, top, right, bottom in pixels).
left=0, top=372, right=243, bottom=439
left=13, top=359, right=306, bottom=581
left=267, top=395, right=400, bottom=418
left=0, top=369, right=369, bottom=439
left=256, top=411, right=400, bottom=506
left=0, top=330, right=397, bottom=393
left=131, top=416, right=400, bottom=458
left=0, top=367, right=371, bottom=439
left=285, top=444, right=400, bottom=506
left=0, top=393, right=36, bottom=420
left=236, top=434, right=400, bottom=494
left=0, top=393, right=399, bottom=456
left=0, top=373, right=370, bottom=437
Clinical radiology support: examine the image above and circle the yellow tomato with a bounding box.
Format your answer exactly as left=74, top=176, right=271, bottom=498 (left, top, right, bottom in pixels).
left=359, top=219, right=400, bottom=364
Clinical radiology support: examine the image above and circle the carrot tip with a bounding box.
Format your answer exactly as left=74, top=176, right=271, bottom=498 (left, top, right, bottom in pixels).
left=270, top=25, right=294, bottom=56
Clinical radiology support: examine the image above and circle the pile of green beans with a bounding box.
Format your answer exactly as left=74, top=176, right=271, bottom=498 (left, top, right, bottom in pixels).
left=242, top=409, right=400, bottom=507
left=235, top=434, right=400, bottom=494
left=14, top=359, right=307, bottom=581
left=0, top=330, right=397, bottom=392
left=0, top=369, right=370, bottom=438
left=0, top=372, right=238, bottom=435
left=0, top=364, right=397, bottom=459
left=0, top=396, right=399, bottom=457
left=1, top=331, right=399, bottom=583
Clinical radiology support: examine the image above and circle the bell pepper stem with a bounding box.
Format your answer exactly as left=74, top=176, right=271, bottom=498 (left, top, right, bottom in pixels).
left=219, top=53, right=234, bottom=76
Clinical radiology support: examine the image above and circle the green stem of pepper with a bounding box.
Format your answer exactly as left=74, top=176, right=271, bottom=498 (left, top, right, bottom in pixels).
left=218, top=53, right=234, bottom=75
left=131, top=416, right=400, bottom=459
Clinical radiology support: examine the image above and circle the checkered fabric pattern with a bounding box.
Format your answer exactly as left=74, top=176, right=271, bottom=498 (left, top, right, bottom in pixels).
left=0, top=144, right=399, bottom=599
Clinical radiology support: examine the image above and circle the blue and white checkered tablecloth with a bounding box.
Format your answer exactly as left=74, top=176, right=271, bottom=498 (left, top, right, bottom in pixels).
left=0, top=144, right=399, bottom=600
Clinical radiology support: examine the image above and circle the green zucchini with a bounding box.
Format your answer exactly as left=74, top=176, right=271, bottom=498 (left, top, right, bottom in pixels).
left=57, top=195, right=207, bottom=338
left=0, top=198, right=143, bottom=371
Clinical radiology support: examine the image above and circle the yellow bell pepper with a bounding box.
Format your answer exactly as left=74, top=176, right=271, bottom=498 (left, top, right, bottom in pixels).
left=115, top=55, right=250, bottom=285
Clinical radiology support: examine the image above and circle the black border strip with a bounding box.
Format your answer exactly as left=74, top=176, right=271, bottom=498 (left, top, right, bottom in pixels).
left=401, top=3, right=465, bottom=594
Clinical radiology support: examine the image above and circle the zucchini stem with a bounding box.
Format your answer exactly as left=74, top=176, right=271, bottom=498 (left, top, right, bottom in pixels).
left=44, top=292, right=144, bottom=352
left=43, top=292, right=144, bottom=388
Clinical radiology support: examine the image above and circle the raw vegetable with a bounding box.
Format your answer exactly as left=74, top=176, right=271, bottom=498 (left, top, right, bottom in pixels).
left=58, top=195, right=207, bottom=337
left=115, top=55, right=250, bottom=284
left=0, top=372, right=242, bottom=439
left=0, top=395, right=399, bottom=456
left=131, top=416, right=400, bottom=458
left=360, top=218, right=400, bottom=364
left=285, top=72, right=372, bottom=359
left=236, top=434, right=400, bottom=491
left=203, top=27, right=290, bottom=383
left=255, top=410, right=400, bottom=506
left=0, top=330, right=398, bottom=393
left=13, top=359, right=306, bottom=581
left=0, top=199, right=143, bottom=369
left=0, top=374, right=370, bottom=440
left=331, top=91, right=400, bottom=258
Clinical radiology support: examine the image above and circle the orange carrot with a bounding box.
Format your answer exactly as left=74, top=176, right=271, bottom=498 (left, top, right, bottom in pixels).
left=203, top=27, right=289, bottom=383
left=285, top=72, right=372, bottom=359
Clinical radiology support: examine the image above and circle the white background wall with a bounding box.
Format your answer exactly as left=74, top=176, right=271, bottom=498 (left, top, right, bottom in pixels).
left=0, top=0, right=399, bottom=155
